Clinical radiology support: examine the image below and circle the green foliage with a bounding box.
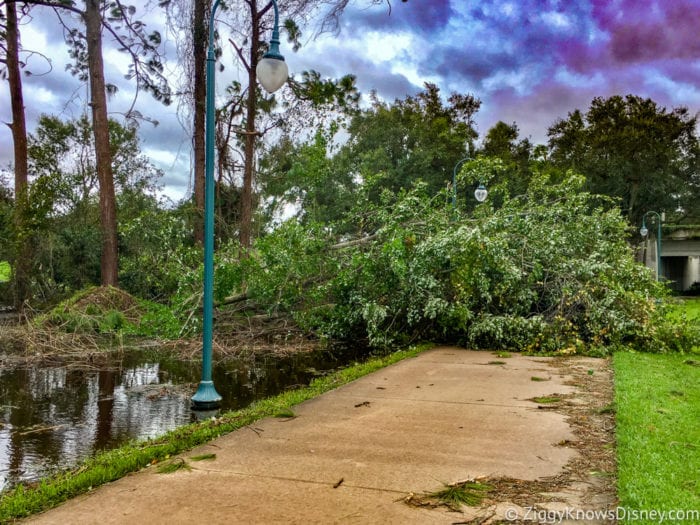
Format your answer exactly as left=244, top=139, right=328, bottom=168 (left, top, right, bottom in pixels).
left=18, top=115, right=166, bottom=302
left=32, top=284, right=184, bottom=339
left=118, top=201, right=195, bottom=302
left=479, top=120, right=534, bottom=196
left=658, top=298, right=700, bottom=352
left=0, top=261, right=10, bottom=283
left=122, top=299, right=183, bottom=339
left=260, top=129, right=356, bottom=227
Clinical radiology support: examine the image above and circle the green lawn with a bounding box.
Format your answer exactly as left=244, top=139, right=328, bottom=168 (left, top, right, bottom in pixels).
left=667, top=297, right=700, bottom=321
left=0, top=261, right=10, bottom=282
left=614, top=352, right=700, bottom=522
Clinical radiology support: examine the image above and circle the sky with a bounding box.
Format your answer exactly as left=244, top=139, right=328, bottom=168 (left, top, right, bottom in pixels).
left=2, top=0, right=700, bottom=202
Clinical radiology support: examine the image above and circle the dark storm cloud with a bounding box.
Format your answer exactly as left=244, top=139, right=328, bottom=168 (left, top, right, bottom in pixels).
left=430, top=46, right=521, bottom=84
left=415, top=0, right=598, bottom=91
left=657, top=61, right=700, bottom=96
left=563, top=0, right=700, bottom=72
left=339, top=0, right=453, bottom=34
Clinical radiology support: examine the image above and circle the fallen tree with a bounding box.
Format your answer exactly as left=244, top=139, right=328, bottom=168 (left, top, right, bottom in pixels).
left=187, top=171, right=694, bottom=354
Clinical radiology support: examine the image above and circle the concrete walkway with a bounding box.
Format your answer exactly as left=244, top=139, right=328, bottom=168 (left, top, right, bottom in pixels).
left=26, top=348, right=602, bottom=524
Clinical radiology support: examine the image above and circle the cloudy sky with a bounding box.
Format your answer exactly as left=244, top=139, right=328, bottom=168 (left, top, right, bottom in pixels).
left=2, top=0, right=699, bottom=201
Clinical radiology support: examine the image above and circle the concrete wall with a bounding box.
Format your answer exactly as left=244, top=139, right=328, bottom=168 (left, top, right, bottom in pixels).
left=641, top=236, right=700, bottom=292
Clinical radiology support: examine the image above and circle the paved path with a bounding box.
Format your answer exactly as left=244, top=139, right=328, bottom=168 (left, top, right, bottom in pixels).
left=26, top=348, right=605, bottom=524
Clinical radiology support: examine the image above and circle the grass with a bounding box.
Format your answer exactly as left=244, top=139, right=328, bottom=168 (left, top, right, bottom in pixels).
left=0, top=261, right=10, bottom=283
left=664, top=297, right=700, bottom=352
left=427, top=480, right=492, bottom=510
left=156, top=458, right=191, bottom=474
left=190, top=453, right=216, bottom=462
left=667, top=297, right=700, bottom=320
left=273, top=407, right=296, bottom=418
left=614, top=352, right=700, bottom=519
left=0, top=343, right=431, bottom=522
left=531, top=396, right=561, bottom=404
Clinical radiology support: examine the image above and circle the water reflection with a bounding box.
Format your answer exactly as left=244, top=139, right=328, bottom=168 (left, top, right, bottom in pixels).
left=0, top=346, right=362, bottom=492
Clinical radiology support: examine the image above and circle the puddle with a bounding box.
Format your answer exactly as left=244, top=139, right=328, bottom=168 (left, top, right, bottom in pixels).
left=0, top=345, right=365, bottom=491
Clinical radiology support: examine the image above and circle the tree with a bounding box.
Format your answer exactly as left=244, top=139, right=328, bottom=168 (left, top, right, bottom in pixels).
left=478, top=121, right=534, bottom=198
left=20, top=0, right=171, bottom=287
left=260, top=127, right=357, bottom=227
left=548, top=95, right=700, bottom=226
left=28, top=115, right=161, bottom=210
left=208, top=170, right=675, bottom=354
left=26, top=114, right=163, bottom=293
left=336, top=83, right=480, bottom=204
left=164, top=0, right=210, bottom=245
left=84, top=0, right=118, bottom=285
left=1, top=0, right=31, bottom=310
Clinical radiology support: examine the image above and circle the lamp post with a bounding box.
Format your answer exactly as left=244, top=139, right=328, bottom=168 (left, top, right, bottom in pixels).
left=452, top=156, right=488, bottom=215
left=192, top=0, right=288, bottom=410
left=640, top=211, right=662, bottom=281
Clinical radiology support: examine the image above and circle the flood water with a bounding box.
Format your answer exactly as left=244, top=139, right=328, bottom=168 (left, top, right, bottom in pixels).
left=0, top=345, right=365, bottom=492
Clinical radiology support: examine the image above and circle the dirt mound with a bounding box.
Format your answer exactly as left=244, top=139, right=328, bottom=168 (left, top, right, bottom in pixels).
left=68, top=286, right=143, bottom=322
left=38, top=286, right=145, bottom=332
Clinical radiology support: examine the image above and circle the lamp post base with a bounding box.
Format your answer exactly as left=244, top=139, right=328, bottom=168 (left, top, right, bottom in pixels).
left=191, top=381, right=222, bottom=410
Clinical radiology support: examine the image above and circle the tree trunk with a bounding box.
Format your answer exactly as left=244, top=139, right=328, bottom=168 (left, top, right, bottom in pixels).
left=5, top=1, right=31, bottom=311
left=192, top=0, right=208, bottom=245
left=239, top=3, right=261, bottom=250
left=627, top=177, right=640, bottom=224
left=85, top=0, right=119, bottom=286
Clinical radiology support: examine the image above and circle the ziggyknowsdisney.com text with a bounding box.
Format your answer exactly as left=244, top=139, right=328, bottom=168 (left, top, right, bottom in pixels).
left=504, top=506, right=700, bottom=523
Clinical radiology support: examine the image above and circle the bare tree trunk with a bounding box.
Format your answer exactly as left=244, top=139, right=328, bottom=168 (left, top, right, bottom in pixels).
left=192, top=0, right=208, bottom=245
left=85, top=0, right=118, bottom=286
left=239, top=2, right=261, bottom=250
left=5, top=1, right=31, bottom=310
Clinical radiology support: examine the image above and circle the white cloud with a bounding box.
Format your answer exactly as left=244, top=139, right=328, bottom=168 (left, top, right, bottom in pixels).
left=540, top=11, right=571, bottom=30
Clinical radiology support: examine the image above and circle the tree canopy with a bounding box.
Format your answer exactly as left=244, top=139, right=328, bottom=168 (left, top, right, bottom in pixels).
left=548, top=95, right=700, bottom=226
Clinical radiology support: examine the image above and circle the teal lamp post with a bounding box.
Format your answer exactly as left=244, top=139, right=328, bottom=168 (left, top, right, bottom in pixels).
left=192, top=0, right=288, bottom=410
left=451, top=156, right=488, bottom=215
left=640, top=211, right=662, bottom=281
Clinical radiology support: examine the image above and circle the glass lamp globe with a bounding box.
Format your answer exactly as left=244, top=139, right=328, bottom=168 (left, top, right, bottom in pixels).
left=474, top=183, right=488, bottom=203
left=257, top=56, right=288, bottom=93
left=640, top=226, right=649, bottom=237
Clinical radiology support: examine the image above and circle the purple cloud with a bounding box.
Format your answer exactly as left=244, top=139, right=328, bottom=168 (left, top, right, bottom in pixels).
left=564, top=0, right=700, bottom=72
